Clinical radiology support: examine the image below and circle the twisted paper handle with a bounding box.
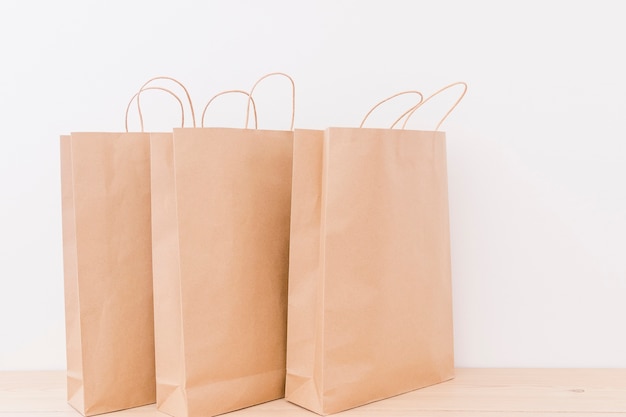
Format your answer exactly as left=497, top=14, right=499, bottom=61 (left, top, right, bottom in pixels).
left=124, top=87, right=185, bottom=132
left=244, top=72, right=295, bottom=130
left=359, top=91, right=425, bottom=128
left=398, top=81, right=468, bottom=131
left=135, top=76, right=196, bottom=131
left=201, top=90, right=258, bottom=129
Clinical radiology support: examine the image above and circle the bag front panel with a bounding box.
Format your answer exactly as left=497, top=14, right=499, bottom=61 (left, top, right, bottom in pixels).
left=172, top=128, right=293, bottom=414
left=320, top=127, right=454, bottom=414
left=69, top=132, right=156, bottom=414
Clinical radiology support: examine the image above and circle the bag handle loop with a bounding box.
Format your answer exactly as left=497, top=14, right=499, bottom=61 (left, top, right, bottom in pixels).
left=124, top=87, right=185, bottom=132
left=399, top=81, right=468, bottom=131
left=359, top=91, right=424, bottom=128
left=135, top=76, right=196, bottom=131
left=201, top=90, right=259, bottom=129
left=245, top=72, right=296, bottom=130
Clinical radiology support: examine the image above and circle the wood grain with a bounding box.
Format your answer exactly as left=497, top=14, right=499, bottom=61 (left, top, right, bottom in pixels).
left=1, top=369, right=625, bottom=416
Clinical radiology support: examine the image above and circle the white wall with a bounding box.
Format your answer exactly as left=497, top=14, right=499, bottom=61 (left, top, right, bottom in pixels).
left=1, top=0, right=625, bottom=370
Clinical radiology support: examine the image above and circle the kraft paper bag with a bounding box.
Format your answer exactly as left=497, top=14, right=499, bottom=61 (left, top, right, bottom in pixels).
left=60, top=78, right=191, bottom=416
left=150, top=74, right=295, bottom=417
left=60, top=132, right=154, bottom=416
left=285, top=83, right=467, bottom=415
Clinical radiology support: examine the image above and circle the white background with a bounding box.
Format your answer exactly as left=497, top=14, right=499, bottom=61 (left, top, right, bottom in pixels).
left=1, top=1, right=625, bottom=371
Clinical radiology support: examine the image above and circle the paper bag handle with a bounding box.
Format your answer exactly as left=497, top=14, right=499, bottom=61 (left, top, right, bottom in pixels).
left=135, top=76, right=196, bottom=131
left=201, top=90, right=259, bottom=129
left=124, top=87, right=185, bottom=132
left=245, top=72, right=296, bottom=130
left=359, top=91, right=424, bottom=128
left=399, top=81, right=468, bottom=131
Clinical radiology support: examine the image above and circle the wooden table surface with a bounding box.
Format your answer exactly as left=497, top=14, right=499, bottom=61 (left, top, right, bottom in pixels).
left=1, top=368, right=626, bottom=416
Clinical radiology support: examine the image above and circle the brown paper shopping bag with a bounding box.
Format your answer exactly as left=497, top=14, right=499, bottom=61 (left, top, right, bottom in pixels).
left=150, top=73, right=295, bottom=417
left=60, top=78, right=193, bottom=416
left=285, top=83, right=467, bottom=415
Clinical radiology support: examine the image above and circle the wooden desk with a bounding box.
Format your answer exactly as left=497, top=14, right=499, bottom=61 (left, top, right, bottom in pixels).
left=1, top=369, right=625, bottom=416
